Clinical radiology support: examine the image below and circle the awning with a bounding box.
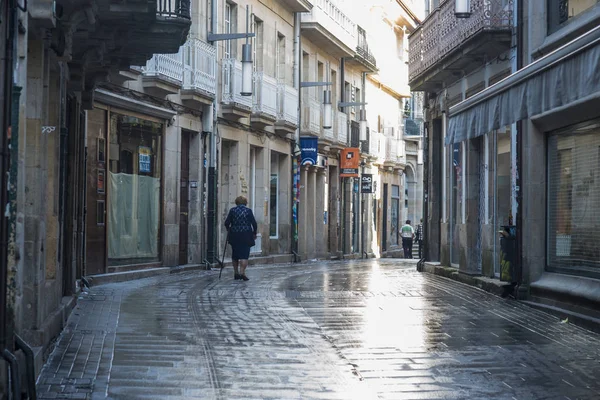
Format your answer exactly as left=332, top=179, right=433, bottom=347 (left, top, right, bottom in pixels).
left=446, top=25, right=600, bottom=145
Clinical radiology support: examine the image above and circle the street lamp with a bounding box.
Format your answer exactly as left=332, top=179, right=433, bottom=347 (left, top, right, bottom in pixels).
left=455, top=0, right=471, bottom=18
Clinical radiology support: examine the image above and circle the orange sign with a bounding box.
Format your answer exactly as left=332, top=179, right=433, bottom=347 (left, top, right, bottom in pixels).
left=340, top=148, right=360, bottom=177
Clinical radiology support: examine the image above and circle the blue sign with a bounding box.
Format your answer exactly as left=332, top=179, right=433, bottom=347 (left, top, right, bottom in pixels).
left=300, top=137, right=318, bottom=166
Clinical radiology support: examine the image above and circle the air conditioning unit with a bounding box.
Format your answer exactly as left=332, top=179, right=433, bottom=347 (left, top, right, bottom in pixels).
left=317, top=154, right=328, bottom=168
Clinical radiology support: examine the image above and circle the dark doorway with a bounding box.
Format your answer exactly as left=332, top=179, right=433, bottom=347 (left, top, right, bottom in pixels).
left=179, top=131, right=191, bottom=265
left=382, top=183, right=388, bottom=252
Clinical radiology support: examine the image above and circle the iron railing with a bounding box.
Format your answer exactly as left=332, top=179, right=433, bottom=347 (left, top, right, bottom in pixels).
left=356, top=26, right=377, bottom=67
left=409, top=0, right=513, bottom=82
left=157, top=0, right=191, bottom=19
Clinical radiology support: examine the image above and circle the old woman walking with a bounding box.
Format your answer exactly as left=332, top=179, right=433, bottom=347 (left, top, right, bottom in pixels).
left=224, top=196, right=258, bottom=281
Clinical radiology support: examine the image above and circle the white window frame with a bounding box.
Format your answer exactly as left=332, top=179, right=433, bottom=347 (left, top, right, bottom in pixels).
left=224, top=2, right=234, bottom=59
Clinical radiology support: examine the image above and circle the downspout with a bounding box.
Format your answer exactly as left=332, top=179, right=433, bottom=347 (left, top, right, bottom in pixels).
left=206, top=0, right=219, bottom=263
left=340, top=58, right=346, bottom=254
left=291, top=12, right=301, bottom=261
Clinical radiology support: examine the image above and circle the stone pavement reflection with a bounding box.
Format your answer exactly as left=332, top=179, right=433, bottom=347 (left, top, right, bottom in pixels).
left=36, top=259, right=600, bottom=399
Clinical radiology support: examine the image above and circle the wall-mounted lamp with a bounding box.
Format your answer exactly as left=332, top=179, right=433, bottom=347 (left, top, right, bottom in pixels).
left=323, top=89, right=332, bottom=129
left=455, top=0, right=471, bottom=18
left=241, top=43, right=253, bottom=96
left=359, top=109, right=367, bottom=141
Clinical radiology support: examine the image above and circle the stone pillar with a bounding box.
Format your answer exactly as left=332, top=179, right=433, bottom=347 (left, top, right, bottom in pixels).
left=187, top=125, right=204, bottom=264
left=162, top=124, right=181, bottom=266
left=298, top=166, right=308, bottom=259
left=327, top=165, right=339, bottom=256
left=343, top=177, right=352, bottom=254
left=315, top=168, right=327, bottom=258
left=307, top=166, right=317, bottom=259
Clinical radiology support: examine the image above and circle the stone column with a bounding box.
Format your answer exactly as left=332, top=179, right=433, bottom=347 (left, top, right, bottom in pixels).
left=162, top=124, right=181, bottom=266
left=327, top=165, right=339, bottom=256
left=307, top=166, right=317, bottom=259
left=298, top=166, right=308, bottom=259
left=187, top=121, right=204, bottom=264
left=315, top=167, right=327, bottom=258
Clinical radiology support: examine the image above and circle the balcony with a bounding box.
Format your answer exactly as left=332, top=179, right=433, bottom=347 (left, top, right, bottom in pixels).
left=408, top=0, right=513, bottom=92
left=336, top=111, right=348, bottom=146
left=142, top=49, right=184, bottom=97
left=44, top=0, right=191, bottom=107
left=278, top=0, right=313, bottom=12
left=274, top=83, right=299, bottom=136
left=301, top=96, right=322, bottom=137
left=221, top=58, right=252, bottom=120
left=181, top=39, right=217, bottom=107
left=403, top=111, right=424, bottom=138
left=301, top=0, right=357, bottom=57
left=251, top=72, right=278, bottom=128
left=345, top=26, right=377, bottom=72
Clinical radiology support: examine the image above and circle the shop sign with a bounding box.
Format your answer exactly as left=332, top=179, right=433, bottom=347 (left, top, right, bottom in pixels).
left=139, top=146, right=152, bottom=173
left=361, top=174, right=373, bottom=193
left=300, top=137, right=318, bottom=165
left=340, top=147, right=360, bottom=177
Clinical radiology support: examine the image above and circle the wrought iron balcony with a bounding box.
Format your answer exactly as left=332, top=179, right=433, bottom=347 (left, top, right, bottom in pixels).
left=182, top=39, right=217, bottom=104
left=349, top=26, right=377, bottom=72
left=301, top=0, right=357, bottom=57
left=403, top=111, right=424, bottom=137
left=156, top=0, right=191, bottom=19
left=408, top=0, right=513, bottom=92
left=251, top=72, right=279, bottom=127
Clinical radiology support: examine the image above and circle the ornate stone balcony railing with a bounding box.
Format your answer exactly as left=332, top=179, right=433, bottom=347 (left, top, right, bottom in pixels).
left=143, top=49, right=184, bottom=83
left=252, top=72, right=278, bottom=118
left=182, top=39, right=216, bottom=96
left=408, top=0, right=513, bottom=87
left=222, top=58, right=252, bottom=109
left=336, top=111, right=348, bottom=145
left=276, top=83, right=299, bottom=126
left=302, top=97, right=322, bottom=136
left=301, top=0, right=357, bottom=56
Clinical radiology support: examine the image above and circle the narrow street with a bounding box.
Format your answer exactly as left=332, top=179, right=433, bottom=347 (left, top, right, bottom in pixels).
left=37, top=260, right=600, bottom=400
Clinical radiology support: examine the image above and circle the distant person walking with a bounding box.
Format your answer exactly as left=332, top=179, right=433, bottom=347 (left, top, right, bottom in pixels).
left=401, top=220, right=415, bottom=259
left=224, top=196, right=257, bottom=281
left=416, top=219, right=424, bottom=259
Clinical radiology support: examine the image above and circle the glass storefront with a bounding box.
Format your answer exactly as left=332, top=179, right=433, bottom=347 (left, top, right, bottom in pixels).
left=548, top=120, right=600, bottom=278
left=108, top=113, right=163, bottom=266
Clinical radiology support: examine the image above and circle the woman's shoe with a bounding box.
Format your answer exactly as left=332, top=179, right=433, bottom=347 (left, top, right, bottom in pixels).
left=241, top=274, right=249, bottom=281
left=234, top=273, right=242, bottom=280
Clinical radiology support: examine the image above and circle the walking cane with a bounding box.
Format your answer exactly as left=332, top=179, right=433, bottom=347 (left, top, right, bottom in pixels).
left=218, top=233, right=229, bottom=279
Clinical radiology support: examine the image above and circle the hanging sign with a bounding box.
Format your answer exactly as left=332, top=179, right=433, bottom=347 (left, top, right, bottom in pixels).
left=300, top=137, right=318, bottom=166
left=139, top=146, right=152, bottom=173
left=340, top=147, right=360, bottom=177
left=361, top=174, right=373, bottom=193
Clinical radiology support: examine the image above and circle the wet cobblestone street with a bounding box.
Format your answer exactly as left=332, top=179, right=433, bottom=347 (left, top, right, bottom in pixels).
left=36, top=260, right=600, bottom=399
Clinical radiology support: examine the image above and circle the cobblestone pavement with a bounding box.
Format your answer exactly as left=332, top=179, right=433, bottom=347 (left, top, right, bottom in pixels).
left=36, top=259, right=600, bottom=400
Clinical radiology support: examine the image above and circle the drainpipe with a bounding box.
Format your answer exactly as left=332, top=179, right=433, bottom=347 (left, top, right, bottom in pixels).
left=206, top=0, right=219, bottom=263
left=291, top=11, right=301, bottom=261
left=515, top=0, right=524, bottom=295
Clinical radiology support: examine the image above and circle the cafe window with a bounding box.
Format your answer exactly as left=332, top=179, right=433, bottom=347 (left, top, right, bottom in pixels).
left=107, top=113, right=163, bottom=265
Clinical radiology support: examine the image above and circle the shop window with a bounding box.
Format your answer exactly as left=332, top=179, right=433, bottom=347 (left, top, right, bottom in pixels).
left=451, top=142, right=463, bottom=265
left=108, top=113, right=163, bottom=265
left=548, top=0, right=598, bottom=34
left=548, top=120, right=600, bottom=278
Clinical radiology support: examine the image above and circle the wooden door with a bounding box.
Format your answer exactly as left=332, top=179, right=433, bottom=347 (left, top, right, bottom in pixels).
left=179, top=132, right=190, bottom=265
